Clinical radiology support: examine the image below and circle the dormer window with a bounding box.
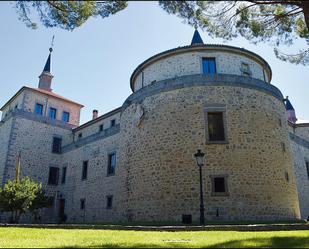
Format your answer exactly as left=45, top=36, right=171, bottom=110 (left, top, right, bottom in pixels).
left=49, top=107, right=57, bottom=119
left=202, top=58, right=216, bottom=75
left=241, top=62, right=252, bottom=77
left=35, top=103, right=43, bottom=115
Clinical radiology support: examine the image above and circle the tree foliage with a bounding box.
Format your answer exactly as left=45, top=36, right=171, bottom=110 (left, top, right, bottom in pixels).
left=15, top=1, right=128, bottom=30
left=0, top=177, right=51, bottom=223
left=159, top=1, right=309, bottom=65
left=14, top=1, right=309, bottom=65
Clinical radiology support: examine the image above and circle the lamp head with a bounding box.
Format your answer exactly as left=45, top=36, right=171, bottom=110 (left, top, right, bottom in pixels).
left=194, top=149, right=205, bottom=167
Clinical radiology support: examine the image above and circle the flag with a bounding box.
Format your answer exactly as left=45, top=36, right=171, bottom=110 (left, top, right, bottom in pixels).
left=15, top=152, right=21, bottom=182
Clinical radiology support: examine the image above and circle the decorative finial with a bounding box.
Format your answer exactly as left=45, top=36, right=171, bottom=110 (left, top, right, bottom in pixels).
left=49, top=35, right=55, bottom=53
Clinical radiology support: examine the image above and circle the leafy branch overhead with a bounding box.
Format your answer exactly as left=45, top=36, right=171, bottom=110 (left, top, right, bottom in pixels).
left=14, top=1, right=309, bottom=65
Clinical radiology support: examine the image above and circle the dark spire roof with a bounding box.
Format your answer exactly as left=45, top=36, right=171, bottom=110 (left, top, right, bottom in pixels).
left=43, top=47, right=53, bottom=73
left=191, top=29, right=204, bottom=45
left=284, top=96, right=295, bottom=111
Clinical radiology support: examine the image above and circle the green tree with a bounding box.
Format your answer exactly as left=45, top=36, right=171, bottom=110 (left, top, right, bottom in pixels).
left=159, top=1, right=309, bottom=65
left=0, top=177, right=50, bottom=223
left=29, top=188, right=52, bottom=223
left=13, top=1, right=309, bottom=65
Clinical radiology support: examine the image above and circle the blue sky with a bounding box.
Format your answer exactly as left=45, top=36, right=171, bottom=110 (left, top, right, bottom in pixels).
left=0, top=1, right=308, bottom=124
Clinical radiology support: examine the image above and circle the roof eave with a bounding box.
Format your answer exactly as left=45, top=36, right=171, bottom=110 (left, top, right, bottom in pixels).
left=0, top=86, right=26, bottom=111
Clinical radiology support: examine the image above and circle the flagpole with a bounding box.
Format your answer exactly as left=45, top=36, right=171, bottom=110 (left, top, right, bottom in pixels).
left=15, top=152, right=21, bottom=182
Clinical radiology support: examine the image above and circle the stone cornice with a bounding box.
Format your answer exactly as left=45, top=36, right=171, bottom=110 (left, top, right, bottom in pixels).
left=123, top=74, right=284, bottom=110
left=4, top=109, right=74, bottom=130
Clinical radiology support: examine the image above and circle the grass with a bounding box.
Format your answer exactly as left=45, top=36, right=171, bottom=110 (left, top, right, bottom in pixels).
left=0, top=227, right=309, bottom=248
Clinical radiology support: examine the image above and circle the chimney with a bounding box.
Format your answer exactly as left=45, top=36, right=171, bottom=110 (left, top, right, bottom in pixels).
left=92, top=110, right=98, bottom=120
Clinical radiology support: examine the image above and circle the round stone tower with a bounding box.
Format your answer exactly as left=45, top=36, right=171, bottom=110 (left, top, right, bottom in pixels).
left=118, top=31, right=300, bottom=222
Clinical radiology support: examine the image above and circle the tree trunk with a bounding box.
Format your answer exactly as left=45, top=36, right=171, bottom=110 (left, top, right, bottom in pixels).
left=302, top=1, right=309, bottom=32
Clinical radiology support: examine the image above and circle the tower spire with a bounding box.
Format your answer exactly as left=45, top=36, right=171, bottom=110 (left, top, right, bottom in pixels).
left=38, top=36, right=54, bottom=92
left=284, top=96, right=297, bottom=123
left=191, top=28, right=204, bottom=45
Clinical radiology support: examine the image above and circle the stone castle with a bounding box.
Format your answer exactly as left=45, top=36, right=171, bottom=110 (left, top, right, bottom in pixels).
left=1, top=30, right=309, bottom=223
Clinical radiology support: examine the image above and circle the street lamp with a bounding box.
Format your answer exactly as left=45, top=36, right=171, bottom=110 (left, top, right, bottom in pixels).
left=194, top=149, right=205, bottom=225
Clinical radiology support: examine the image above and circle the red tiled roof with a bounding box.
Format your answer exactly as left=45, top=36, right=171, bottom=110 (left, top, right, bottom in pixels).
left=0, top=86, right=84, bottom=111
left=27, top=87, right=84, bottom=107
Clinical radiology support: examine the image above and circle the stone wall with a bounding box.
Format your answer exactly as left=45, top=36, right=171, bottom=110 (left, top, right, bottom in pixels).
left=72, top=111, right=121, bottom=144
left=133, top=49, right=270, bottom=91
left=289, top=125, right=309, bottom=220
left=0, top=117, right=13, bottom=184
left=120, top=76, right=300, bottom=222
left=60, top=131, right=124, bottom=223
left=0, top=111, right=72, bottom=223
left=22, top=89, right=81, bottom=126
left=1, top=92, right=25, bottom=120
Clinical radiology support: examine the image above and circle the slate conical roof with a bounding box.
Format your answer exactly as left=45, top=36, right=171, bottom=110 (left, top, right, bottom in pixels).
left=191, top=29, right=204, bottom=45
left=285, top=97, right=295, bottom=111
left=43, top=47, right=53, bottom=73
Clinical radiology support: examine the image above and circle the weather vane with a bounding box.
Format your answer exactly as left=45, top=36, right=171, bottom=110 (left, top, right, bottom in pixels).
left=49, top=35, right=55, bottom=53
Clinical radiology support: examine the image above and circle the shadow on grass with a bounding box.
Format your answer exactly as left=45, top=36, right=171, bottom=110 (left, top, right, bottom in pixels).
left=210, top=236, right=309, bottom=248
left=56, top=236, right=309, bottom=248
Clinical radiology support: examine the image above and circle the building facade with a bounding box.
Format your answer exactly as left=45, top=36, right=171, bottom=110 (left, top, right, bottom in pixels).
left=0, top=31, right=309, bottom=223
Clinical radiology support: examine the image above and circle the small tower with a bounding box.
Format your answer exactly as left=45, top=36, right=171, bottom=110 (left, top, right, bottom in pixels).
left=191, top=29, right=204, bottom=45
left=284, top=96, right=297, bottom=123
left=38, top=47, right=54, bottom=92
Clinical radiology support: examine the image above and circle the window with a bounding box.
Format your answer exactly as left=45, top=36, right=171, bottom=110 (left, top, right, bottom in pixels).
left=241, top=62, right=251, bottom=77
left=48, top=167, right=59, bottom=185
left=35, top=103, right=43, bottom=115
left=99, top=124, right=104, bottom=132
left=80, top=199, right=85, bottom=210
left=49, top=107, right=57, bottom=119
left=202, top=58, right=216, bottom=74
left=306, top=162, right=309, bottom=180
left=211, top=175, right=229, bottom=196
left=78, top=133, right=83, bottom=139
left=62, top=112, right=70, bottom=122
left=281, top=142, right=286, bottom=152
left=107, top=153, right=116, bottom=175
left=207, top=112, right=225, bottom=142
left=214, top=177, right=226, bottom=192
left=106, top=195, right=113, bottom=209
left=111, top=119, right=116, bottom=127
left=285, top=171, right=289, bottom=182
left=52, top=137, right=62, bottom=154
left=182, top=214, right=192, bottom=224
left=82, top=161, right=88, bottom=180
left=61, top=167, right=67, bottom=184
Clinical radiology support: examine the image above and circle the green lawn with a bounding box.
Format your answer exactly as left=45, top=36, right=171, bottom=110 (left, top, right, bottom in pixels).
left=0, top=227, right=309, bottom=248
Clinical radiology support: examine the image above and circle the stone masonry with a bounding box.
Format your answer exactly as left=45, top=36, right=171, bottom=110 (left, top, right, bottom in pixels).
left=0, top=31, right=308, bottom=223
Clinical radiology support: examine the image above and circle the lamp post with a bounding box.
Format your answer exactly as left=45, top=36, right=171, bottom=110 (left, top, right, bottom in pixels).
left=194, top=149, right=205, bottom=225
